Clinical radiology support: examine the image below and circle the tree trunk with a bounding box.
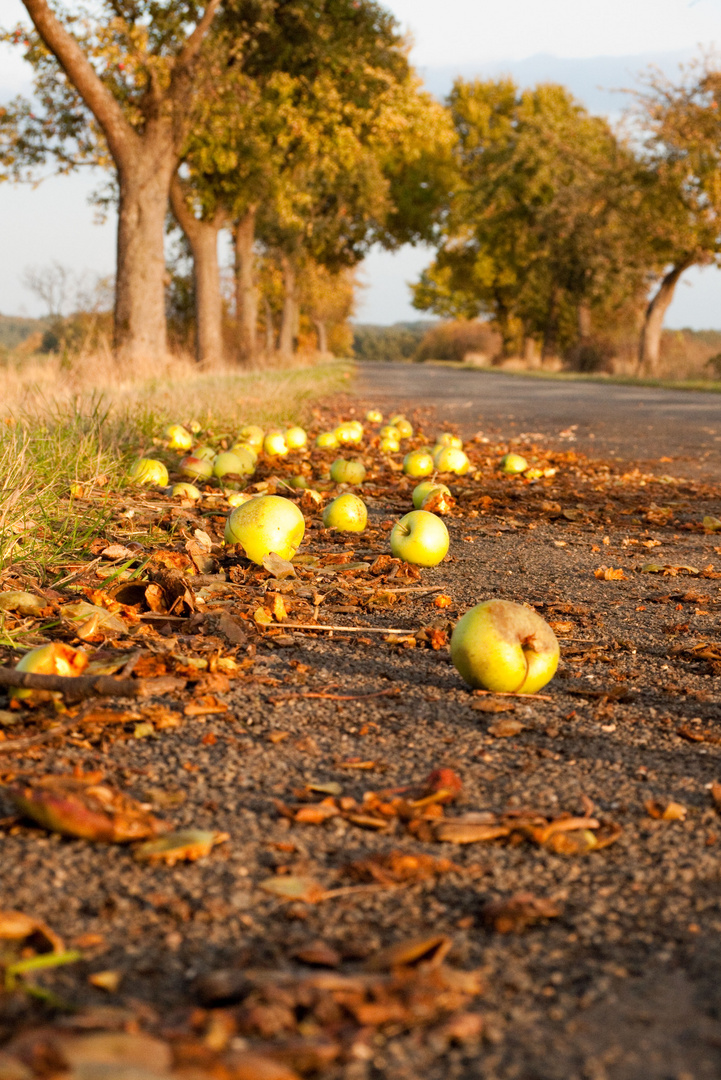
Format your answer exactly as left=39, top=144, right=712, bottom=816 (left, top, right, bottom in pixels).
left=278, top=254, right=298, bottom=357
left=577, top=302, right=592, bottom=339
left=638, top=261, right=693, bottom=375
left=314, top=319, right=328, bottom=355
left=234, top=208, right=258, bottom=366
left=169, top=177, right=224, bottom=365
left=263, top=297, right=275, bottom=355
left=21, top=0, right=221, bottom=367
left=542, top=288, right=561, bottom=361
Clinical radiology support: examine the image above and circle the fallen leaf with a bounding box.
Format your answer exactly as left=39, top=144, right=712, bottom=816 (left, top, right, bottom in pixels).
left=482, top=892, right=562, bottom=933
left=594, top=566, right=626, bottom=581
left=262, top=552, right=297, bottom=578
left=259, top=875, right=326, bottom=903
left=487, top=718, right=525, bottom=738
left=366, top=934, right=451, bottom=971
left=471, top=698, right=516, bottom=714
left=0, top=910, right=63, bottom=953
left=645, top=799, right=687, bottom=821
left=88, top=970, right=122, bottom=992
left=0, top=591, right=46, bottom=617
left=134, top=829, right=229, bottom=865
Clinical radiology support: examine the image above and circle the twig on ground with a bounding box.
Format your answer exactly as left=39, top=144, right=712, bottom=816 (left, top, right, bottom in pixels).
left=278, top=623, right=415, bottom=634
left=0, top=667, right=186, bottom=701
left=472, top=689, right=554, bottom=701
left=268, top=688, right=400, bottom=704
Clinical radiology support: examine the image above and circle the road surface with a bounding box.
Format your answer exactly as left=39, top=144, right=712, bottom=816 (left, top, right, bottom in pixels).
left=356, top=362, right=721, bottom=477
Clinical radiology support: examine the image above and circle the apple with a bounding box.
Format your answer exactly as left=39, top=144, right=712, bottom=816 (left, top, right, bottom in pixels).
left=231, top=442, right=259, bottom=465
left=450, top=599, right=559, bottom=693
left=322, top=493, right=368, bottom=532
left=287, top=475, right=310, bottom=489
left=227, top=491, right=255, bottom=508
left=239, top=425, right=264, bottom=450
left=224, top=495, right=305, bottom=563
left=524, top=467, right=543, bottom=480
left=436, top=432, right=463, bottom=449
left=164, top=424, right=193, bottom=451
left=263, top=430, right=289, bottom=457
left=422, top=486, right=455, bottom=514
left=180, top=455, right=213, bottom=481
left=390, top=510, right=449, bottom=567
left=330, top=458, right=366, bottom=485
left=500, top=453, right=528, bottom=475
left=11, top=642, right=89, bottom=701
left=285, top=426, right=308, bottom=450
left=394, top=419, right=413, bottom=439
left=380, top=436, right=400, bottom=453
left=433, top=446, right=470, bottom=475
left=315, top=431, right=339, bottom=449
left=380, top=425, right=400, bottom=440
left=403, top=450, right=434, bottom=478
left=189, top=420, right=201, bottom=435
left=213, top=449, right=255, bottom=479
left=130, top=458, right=169, bottom=486
left=413, top=480, right=451, bottom=510
left=171, top=482, right=202, bottom=500
left=335, top=421, right=363, bottom=445
left=366, top=409, right=383, bottom=423
left=191, top=445, right=216, bottom=462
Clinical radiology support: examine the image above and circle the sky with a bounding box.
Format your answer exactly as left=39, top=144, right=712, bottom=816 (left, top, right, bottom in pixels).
left=1, top=0, right=721, bottom=327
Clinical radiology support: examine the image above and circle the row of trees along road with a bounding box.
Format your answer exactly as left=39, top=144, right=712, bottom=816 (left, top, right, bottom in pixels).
left=1, top=3, right=720, bottom=374
left=0, top=0, right=453, bottom=366
left=412, top=63, right=721, bottom=375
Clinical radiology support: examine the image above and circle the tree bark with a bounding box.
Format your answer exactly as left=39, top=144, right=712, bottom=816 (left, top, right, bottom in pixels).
left=21, top=0, right=221, bottom=366
left=234, top=208, right=258, bottom=366
left=577, top=302, right=592, bottom=339
left=314, top=319, right=329, bottom=355
left=638, top=261, right=693, bottom=376
left=169, top=177, right=225, bottom=366
left=263, top=297, right=275, bottom=355
left=542, top=287, right=561, bottom=361
left=278, top=254, right=298, bottom=357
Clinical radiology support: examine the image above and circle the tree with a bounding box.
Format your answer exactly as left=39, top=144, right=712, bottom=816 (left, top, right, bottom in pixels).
left=413, top=79, right=648, bottom=361
left=631, top=58, right=721, bottom=374
left=2, top=0, right=221, bottom=364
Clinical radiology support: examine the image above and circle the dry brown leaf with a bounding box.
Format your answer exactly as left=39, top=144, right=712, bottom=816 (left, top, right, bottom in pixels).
left=488, top=718, right=525, bottom=738
left=594, top=566, right=626, bottom=581
left=482, top=892, right=562, bottom=933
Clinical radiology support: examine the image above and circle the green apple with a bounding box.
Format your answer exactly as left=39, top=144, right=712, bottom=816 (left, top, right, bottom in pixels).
left=130, top=458, right=169, bottom=486
left=227, top=491, right=255, bottom=508
left=180, top=455, right=213, bottom=481
left=322, top=493, right=368, bottom=532
left=164, top=424, right=193, bottom=451
left=366, top=409, right=383, bottom=423
left=315, top=431, right=339, bottom=449
left=330, top=458, right=366, bottom=485
left=450, top=599, right=559, bottom=693
left=263, top=430, right=288, bottom=457
left=403, top=450, right=435, bottom=478
left=213, top=449, right=255, bottom=479
left=285, top=426, right=308, bottom=450
left=192, top=445, right=216, bottom=462
left=224, top=495, right=305, bottom=563
left=380, top=437, right=400, bottom=453
left=413, top=481, right=451, bottom=510
left=500, top=453, right=528, bottom=475
left=239, top=425, right=264, bottom=450
left=171, top=482, right=202, bottom=500
left=436, top=432, right=463, bottom=449
left=390, top=510, right=449, bottom=567
left=433, top=446, right=470, bottom=475
left=287, top=474, right=310, bottom=489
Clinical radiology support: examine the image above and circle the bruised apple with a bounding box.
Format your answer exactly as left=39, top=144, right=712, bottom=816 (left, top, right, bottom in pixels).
left=450, top=599, right=559, bottom=693
left=224, top=495, right=304, bottom=563
left=11, top=642, right=89, bottom=702
left=412, top=480, right=450, bottom=510
left=180, top=455, right=213, bottom=481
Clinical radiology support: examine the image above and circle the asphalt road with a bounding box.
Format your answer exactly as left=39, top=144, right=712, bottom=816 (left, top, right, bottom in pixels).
left=356, top=362, right=721, bottom=477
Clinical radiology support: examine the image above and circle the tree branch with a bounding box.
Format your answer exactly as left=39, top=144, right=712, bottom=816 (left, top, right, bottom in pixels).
left=21, top=0, right=137, bottom=164
left=0, top=666, right=186, bottom=702
left=173, top=0, right=222, bottom=79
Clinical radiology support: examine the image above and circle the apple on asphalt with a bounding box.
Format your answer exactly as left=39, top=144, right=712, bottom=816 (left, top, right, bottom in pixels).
left=330, top=458, right=366, bottom=485
left=322, top=493, right=368, bottom=532
left=224, top=495, right=305, bottom=563
left=403, top=450, right=434, bottom=478
left=390, top=510, right=449, bottom=567
left=450, top=599, right=559, bottom=693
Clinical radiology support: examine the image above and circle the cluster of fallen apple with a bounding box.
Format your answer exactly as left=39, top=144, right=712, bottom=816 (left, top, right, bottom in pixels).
left=125, top=410, right=559, bottom=696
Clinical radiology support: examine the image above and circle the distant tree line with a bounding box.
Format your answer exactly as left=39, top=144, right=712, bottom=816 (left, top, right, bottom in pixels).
left=1, top=2, right=720, bottom=376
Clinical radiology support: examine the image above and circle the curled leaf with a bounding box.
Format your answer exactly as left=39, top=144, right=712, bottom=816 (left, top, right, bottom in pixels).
left=134, top=829, right=229, bottom=865
left=0, top=591, right=46, bottom=617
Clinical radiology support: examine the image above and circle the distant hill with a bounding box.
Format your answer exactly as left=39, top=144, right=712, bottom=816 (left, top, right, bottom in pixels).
left=419, top=48, right=696, bottom=115
left=0, top=314, right=47, bottom=349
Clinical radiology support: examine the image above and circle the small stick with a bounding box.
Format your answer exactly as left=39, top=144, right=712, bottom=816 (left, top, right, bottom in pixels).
left=277, top=623, right=415, bottom=634
left=0, top=667, right=186, bottom=701
left=51, top=558, right=103, bottom=589
left=357, top=585, right=446, bottom=596
left=268, top=688, right=399, bottom=704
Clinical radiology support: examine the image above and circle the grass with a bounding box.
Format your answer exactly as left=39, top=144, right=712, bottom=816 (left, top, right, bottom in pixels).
left=0, top=356, right=352, bottom=582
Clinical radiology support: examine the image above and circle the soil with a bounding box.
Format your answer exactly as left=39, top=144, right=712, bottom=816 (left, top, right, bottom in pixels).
left=1, top=367, right=721, bottom=1080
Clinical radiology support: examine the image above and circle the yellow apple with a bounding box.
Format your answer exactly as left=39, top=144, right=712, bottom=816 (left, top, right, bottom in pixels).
left=366, top=409, right=383, bottom=423
left=11, top=642, right=89, bottom=701
left=330, top=458, right=366, bottom=485
left=322, top=493, right=368, bottom=532
left=413, top=481, right=451, bottom=510
left=164, top=424, right=193, bottom=451
left=239, top=425, right=264, bottom=450
left=230, top=442, right=259, bottom=465
left=213, top=449, right=255, bottom=479
left=263, top=430, right=289, bottom=457
left=285, top=426, right=308, bottom=450
left=394, top=419, right=413, bottom=439
left=192, top=445, right=216, bottom=462
left=180, top=455, right=213, bottom=481
left=224, top=495, right=305, bottom=563
left=171, top=482, right=202, bottom=500
left=315, top=431, right=339, bottom=449
left=380, top=436, right=400, bottom=453
left=450, top=599, right=559, bottom=693
left=433, top=446, right=470, bottom=475
left=130, top=458, right=169, bottom=486
left=500, top=453, right=528, bottom=474
left=436, top=432, right=463, bottom=449
left=403, top=450, right=435, bottom=478
left=227, top=491, right=255, bottom=508
left=335, top=421, right=363, bottom=445
left=390, top=510, right=449, bottom=567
